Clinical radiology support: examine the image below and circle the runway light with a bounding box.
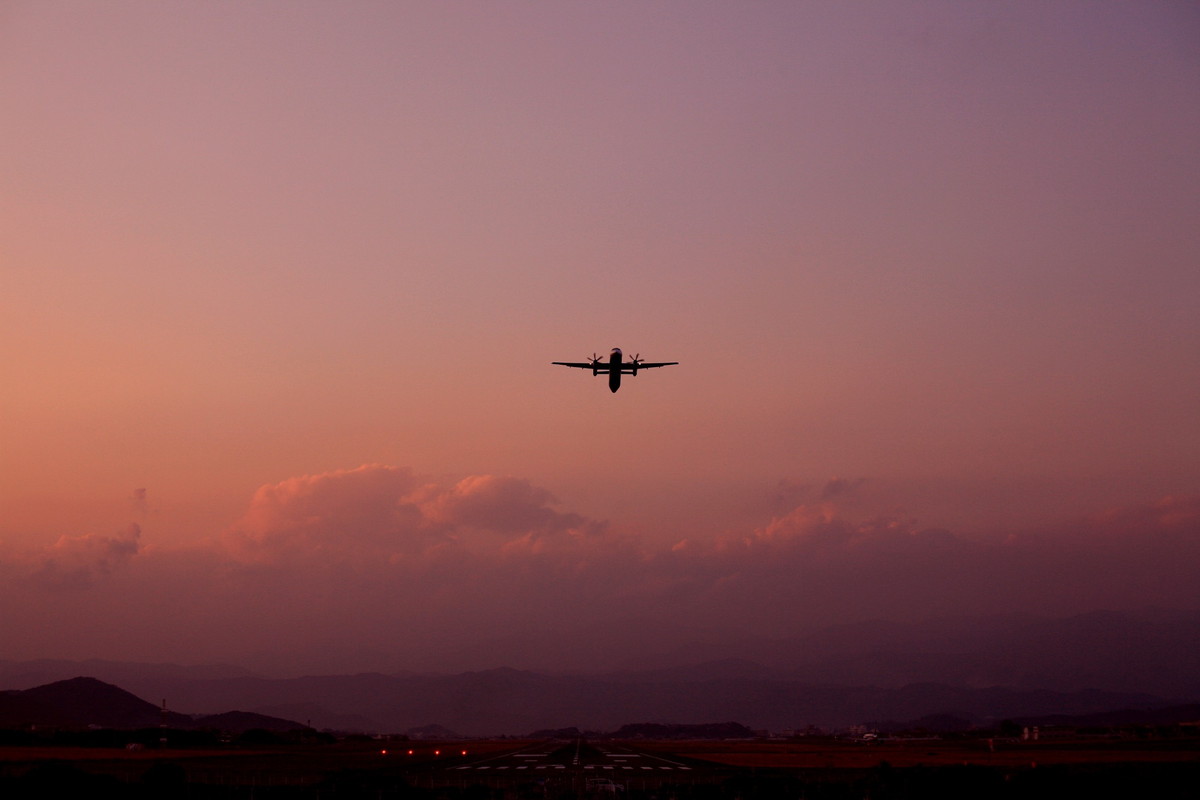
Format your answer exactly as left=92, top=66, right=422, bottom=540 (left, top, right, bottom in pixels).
left=434, top=750, right=441, bottom=756
left=380, top=750, right=387, bottom=755
left=461, top=750, right=467, bottom=755
left=407, top=750, right=414, bottom=756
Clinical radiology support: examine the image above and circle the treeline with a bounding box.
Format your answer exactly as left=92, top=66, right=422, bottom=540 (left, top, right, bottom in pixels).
left=527, top=721, right=756, bottom=740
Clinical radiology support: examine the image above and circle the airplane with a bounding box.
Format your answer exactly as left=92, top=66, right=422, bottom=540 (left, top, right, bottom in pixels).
left=553, top=347, right=678, bottom=392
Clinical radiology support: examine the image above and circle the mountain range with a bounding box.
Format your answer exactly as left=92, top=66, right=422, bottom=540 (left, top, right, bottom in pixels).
left=2, top=609, right=1196, bottom=736
left=0, top=677, right=301, bottom=733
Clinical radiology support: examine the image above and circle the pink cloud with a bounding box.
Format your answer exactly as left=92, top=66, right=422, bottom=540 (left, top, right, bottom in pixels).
left=222, top=464, right=428, bottom=562
left=3, top=466, right=1196, bottom=672
left=29, top=523, right=141, bottom=590
left=416, top=474, right=602, bottom=539
left=820, top=476, right=867, bottom=500
left=221, top=465, right=605, bottom=565
left=1086, top=494, right=1200, bottom=535
left=663, top=495, right=1200, bottom=631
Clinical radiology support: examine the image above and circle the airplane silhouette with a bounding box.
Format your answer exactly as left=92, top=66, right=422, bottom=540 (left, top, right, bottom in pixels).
left=553, top=347, right=678, bottom=393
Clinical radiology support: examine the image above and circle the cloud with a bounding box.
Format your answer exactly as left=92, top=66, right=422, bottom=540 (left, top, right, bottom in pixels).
left=768, top=478, right=809, bottom=513
left=657, top=493, right=1200, bottom=632
left=416, top=475, right=603, bottom=540
left=221, top=465, right=604, bottom=564
left=3, top=465, right=1197, bottom=673
left=214, top=468, right=1200, bottom=634
left=1086, top=494, right=1200, bottom=536
left=221, top=464, right=424, bottom=562
left=29, top=524, right=142, bottom=590
left=131, top=488, right=147, bottom=515
left=767, top=476, right=866, bottom=514
left=820, top=476, right=867, bottom=500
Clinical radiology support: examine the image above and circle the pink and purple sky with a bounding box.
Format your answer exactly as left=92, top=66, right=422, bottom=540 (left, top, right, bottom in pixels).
left=2, top=2, right=1198, bottom=675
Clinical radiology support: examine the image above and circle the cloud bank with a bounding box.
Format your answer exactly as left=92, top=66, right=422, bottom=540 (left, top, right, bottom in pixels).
left=2, top=465, right=1197, bottom=673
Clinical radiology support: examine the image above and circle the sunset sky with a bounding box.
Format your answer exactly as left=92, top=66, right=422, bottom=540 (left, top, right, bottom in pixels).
left=2, top=2, right=1198, bottom=675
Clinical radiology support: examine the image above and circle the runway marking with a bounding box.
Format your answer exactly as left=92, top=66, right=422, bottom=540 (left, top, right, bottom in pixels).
left=450, top=755, right=686, bottom=774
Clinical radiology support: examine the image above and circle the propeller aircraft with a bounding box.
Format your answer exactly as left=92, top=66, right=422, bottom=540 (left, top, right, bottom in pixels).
left=553, top=347, right=678, bottom=393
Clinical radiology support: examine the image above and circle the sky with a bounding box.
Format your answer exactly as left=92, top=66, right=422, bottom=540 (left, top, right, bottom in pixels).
left=2, top=2, right=1198, bottom=675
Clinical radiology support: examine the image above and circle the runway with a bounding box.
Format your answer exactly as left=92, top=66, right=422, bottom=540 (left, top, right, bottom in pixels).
left=409, top=739, right=729, bottom=791
left=454, top=740, right=693, bottom=771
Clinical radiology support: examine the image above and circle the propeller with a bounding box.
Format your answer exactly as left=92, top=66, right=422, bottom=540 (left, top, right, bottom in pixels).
left=590, top=352, right=600, bottom=364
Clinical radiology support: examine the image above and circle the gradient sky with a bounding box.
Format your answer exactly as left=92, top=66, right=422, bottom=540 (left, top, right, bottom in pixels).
left=2, top=2, right=1198, bottom=674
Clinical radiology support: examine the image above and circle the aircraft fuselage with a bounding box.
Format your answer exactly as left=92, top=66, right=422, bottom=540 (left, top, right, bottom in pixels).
left=608, top=349, right=622, bottom=392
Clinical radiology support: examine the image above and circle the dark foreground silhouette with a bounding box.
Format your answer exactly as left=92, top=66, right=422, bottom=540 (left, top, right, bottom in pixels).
left=2, top=736, right=1198, bottom=799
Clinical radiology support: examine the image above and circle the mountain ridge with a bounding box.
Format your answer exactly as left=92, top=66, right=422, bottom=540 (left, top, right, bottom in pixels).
left=3, top=610, right=1196, bottom=735
left=0, top=673, right=1185, bottom=738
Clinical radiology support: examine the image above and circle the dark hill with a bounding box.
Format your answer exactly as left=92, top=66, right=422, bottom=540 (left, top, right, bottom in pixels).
left=0, top=677, right=191, bottom=729
left=192, top=710, right=307, bottom=733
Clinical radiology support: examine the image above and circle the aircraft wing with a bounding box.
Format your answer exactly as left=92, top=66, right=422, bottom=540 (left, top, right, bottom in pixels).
left=552, top=361, right=610, bottom=371
left=617, top=361, right=678, bottom=372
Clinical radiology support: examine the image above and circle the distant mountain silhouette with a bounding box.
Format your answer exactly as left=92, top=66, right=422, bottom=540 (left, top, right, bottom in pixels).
left=592, top=608, right=1200, bottom=697
left=0, top=677, right=303, bottom=733
left=612, top=721, right=755, bottom=739
left=3, top=610, right=1196, bottom=735
left=0, top=673, right=1186, bottom=737
left=0, top=677, right=190, bottom=729
left=247, top=701, right=380, bottom=733
left=406, top=723, right=460, bottom=739
left=1019, top=703, right=1200, bottom=728
left=604, top=658, right=781, bottom=684
left=192, top=710, right=308, bottom=733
